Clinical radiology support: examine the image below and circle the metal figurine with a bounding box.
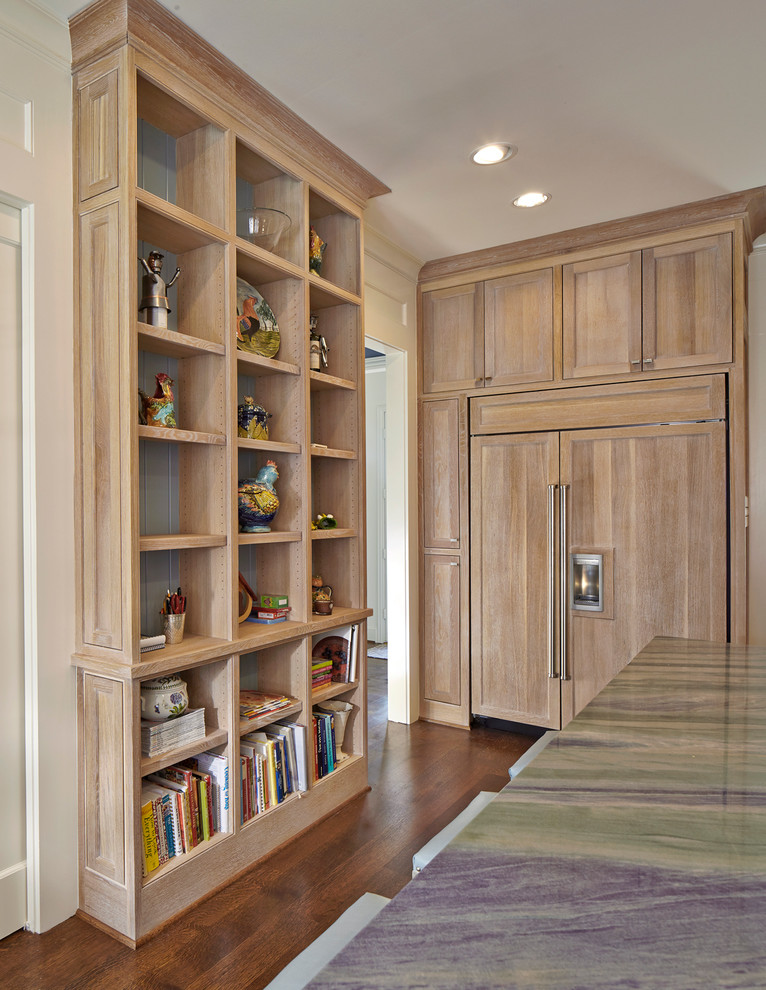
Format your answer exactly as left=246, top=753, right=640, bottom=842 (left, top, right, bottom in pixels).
left=138, top=251, right=181, bottom=328
left=309, top=314, right=329, bottom=371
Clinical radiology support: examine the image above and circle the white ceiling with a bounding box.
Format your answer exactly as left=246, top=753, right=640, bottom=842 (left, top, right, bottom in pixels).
left=41, top=0, right=766, bottom=264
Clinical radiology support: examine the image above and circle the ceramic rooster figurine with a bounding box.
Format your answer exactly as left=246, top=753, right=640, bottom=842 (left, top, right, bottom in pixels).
left=140, top=372, right=177, bottom=429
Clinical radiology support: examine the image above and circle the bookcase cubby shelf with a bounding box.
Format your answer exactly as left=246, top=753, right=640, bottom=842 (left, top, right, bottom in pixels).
left=71, top=0, right=385, bottom=945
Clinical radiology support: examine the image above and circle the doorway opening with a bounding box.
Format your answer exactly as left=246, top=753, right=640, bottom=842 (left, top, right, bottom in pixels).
left=364, top=337, right=409, bottom=723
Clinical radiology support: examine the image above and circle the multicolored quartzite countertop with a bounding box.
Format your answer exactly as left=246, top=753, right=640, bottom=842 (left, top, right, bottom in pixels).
left=306, top=637, right=766, bottom=989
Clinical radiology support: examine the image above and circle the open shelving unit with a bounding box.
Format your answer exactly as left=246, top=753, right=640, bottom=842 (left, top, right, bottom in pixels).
left=71, top=0, right=387, bottom=945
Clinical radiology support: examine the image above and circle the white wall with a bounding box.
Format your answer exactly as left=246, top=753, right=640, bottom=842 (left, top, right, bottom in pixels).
left=363, top=228, right=421, bottom=722
left=365, top=356, right=387, bottom=643
left=0, top=0, right=77, bottom=932
left=748, top=238, right=766, bottom=644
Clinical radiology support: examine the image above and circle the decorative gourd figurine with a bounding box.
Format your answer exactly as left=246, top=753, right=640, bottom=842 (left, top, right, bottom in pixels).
left=237, top=396, right=272, bottom=440
left=309, top=225, right=326, bottom=275
left=138, top=251, right=180, bottom=328
left=139, top=372, right=176, bottom=428
left=238, top=460, right=280, bottom=533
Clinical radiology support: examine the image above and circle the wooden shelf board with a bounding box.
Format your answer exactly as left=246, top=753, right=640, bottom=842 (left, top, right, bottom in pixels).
left=138, top=424, right=226, bottom=446
left=238, top=530, right=302, bottom=545
left=311, top=528, right=356, bottom=540
left=307, top=607, right=372, bottom=634
left=311, top=751, right=363, bottom=785
left=235, top=239, right=305, bottom=285
left=141, top=727, right=228, bottom=777
left=310, top=444, right=356, bottom=460
left=233, top=619, right=307, bottom=651
left=309, top=370, right=356, bottom=392
left=239, top=700, right=302, bottom=735
left=141, top=828, right=232, bottom=888
left=236, top=351, right=301, bottom=378
left=137, top=323, right=225, bottom=358
left=136, top=189, right=228, bottom=253
left=238, top=438, right=301, bottom=455
left=140, top=533, right=227, bottom=551
left=308, top=272, right=361, bottom=309
left=311, top=680, right=359, bottom=705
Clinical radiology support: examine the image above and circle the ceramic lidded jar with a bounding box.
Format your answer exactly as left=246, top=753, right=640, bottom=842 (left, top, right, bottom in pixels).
left=238, top=460, right=280, bottom=533
left=140, top=675, right=189, bottom=721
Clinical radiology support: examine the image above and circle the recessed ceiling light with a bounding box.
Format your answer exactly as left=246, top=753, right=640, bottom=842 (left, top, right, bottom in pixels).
left=513, top=191, right=551, bottom=208
left=472, top=143, right=516, bottom=165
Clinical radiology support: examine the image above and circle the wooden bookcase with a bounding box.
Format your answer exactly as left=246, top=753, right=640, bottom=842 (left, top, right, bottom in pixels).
left=70, top=0, right=387, bottom=944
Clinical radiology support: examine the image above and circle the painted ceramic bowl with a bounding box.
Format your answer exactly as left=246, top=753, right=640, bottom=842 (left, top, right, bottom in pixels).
left=140, top=675, right=189, bottom=721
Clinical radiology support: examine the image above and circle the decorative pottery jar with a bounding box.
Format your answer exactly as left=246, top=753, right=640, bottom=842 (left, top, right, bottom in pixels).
left=238, top=460, right=280, bottom=533
left=140, top=675, right=189, bottom=721
left=312, top=583, right=334, bottom=615
left=237, top=395, right=271, bottom=440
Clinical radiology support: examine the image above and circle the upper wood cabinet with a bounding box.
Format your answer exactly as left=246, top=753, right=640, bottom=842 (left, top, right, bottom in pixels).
left=484, top=269, right=554, bottom=387
left=421, top=283, right=483, bottom=392
left=563, top=233, right=732, bottom=380
left=421, top=269, right=554, bottom=393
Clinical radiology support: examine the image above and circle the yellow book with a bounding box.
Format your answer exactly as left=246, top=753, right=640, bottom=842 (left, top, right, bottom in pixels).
left=141, top=799, right=159, bottom=876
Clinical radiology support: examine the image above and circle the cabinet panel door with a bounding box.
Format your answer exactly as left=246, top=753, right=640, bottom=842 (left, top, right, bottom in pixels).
left=563, top=252, right=642, bottom=379
left=421, top=284, right=483, bottom=393
left=471, top=433, right=561, bottom=728
left=421, top=398, right=462, bottom=548
left=484, top=269, right=554, bottom=387
left=643, top=233, right=732, bottom=370
left=560, top=422, right=728, bottom=725
left=421, top=553, right=469, bottom=725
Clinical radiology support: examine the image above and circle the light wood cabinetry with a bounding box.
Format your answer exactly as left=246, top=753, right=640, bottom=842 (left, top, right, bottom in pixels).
left=421, top=268, right=554, bottom=393
left=563, top=232, right=732, bottom=379
left=71, top=0, right=387, bottom=944
left=418, top=188, right=765, bottom=730
left=419, top=396, right=470, bottom=725
left=470, top=404, right=728, bottom=729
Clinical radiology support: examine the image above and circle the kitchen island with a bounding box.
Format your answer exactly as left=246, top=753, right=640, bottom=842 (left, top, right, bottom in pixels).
left=307, top=637, right=766, bottom=989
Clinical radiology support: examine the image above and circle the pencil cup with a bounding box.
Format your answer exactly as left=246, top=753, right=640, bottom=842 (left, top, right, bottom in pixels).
left=162, top=612, right=186, bottom=645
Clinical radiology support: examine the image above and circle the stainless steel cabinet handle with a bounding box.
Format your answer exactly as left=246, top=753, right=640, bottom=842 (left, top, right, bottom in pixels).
left=630, top=359, right=641, bottom=366
left=644, top=357, right=654, bottom=365
left=548, top=484, right=557, bottom=679
left=559, top=484, right=569, bottom=681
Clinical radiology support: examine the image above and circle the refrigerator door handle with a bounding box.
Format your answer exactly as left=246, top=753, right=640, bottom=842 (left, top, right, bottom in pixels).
left=548, top=484, right=557, bottom=678
left=559, top=484, right=569, bottom=681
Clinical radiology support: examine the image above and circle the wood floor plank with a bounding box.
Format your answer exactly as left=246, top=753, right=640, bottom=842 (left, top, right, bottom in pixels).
left=0, top=660, right=533, bottom=990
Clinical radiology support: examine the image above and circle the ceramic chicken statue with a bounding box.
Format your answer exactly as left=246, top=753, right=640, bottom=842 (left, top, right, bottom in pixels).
left=238, top=460, right=280, bottom=533
left=140, top=372, right=177, bottom=428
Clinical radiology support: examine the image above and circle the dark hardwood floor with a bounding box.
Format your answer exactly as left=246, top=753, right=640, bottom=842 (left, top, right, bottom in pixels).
left=0, top=658, right=533, bottom=990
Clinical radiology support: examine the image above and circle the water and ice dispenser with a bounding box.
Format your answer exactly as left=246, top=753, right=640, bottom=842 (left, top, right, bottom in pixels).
left=570, top=553, right=604, bottom=612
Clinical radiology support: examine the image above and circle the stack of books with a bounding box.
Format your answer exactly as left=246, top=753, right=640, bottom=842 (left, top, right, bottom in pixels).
left=239, top=689, right=297, bottom=723
left=141, top=708, right=206, bottom=758
left=239, top=720, right=308, bottom=823
left=312, top=709, right=337, bottom=779
left=311, top=656, right=333, bottom=691
left=141, top=749, right=229, bottom=877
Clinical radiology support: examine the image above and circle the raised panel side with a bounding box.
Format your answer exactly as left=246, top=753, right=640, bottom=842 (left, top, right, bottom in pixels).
left=79, top=204, right=125, bottom=650
left=82, top=674, right=126, bottom=884
left=78, top=69, right=119, bottom=201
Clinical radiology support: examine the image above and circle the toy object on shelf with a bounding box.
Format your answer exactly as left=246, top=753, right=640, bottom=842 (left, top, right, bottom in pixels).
left=309, top=314, right=329, bottom=371
left=238, top=395, right=271, bottom=440
left=312, top=575, right=334, bottom=615
left=138, top=251, right=180, bottom=329
left=312, top=512, right=337, bottom=530
left=238, top=460, right=280, bottom=533
left=140, top=372, right=176, bottom=428
left=235, top=277, right=280, bottom=358
left=309, top=225, right=326, bottom=275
